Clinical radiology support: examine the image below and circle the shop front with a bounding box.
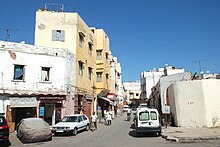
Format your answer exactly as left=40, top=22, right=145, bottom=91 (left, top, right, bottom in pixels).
left=97, top=95, right=115, bottom=117
left=37, top=96, right=65, bottom=126
left=8, top=97, right=37, bottom=132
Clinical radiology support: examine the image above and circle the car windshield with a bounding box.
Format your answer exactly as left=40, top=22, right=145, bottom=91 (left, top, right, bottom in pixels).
left=61, top=116, right=78, bottom=122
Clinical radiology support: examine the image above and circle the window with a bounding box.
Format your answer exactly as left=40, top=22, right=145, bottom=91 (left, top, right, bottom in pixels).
left=13, top=64, right=25, bottom=80
left=79, top=61, right=84, bottom=76
left=82, top=115, right=88, bottom=121
left=41, top=67, right=50, bottom=81
left=78, top=116, right=83, bottom=122
left=139, top=111, right=149, bottom=121
left=96, top=50, right=102, bottom=60
left=88, top=67, right=92, bottom=80
left=150, top=112, right=157, bottom=120
left=97, top=72, right=102, bottom=82
left=88, top=43, right=93, bottom=55
left=79, top=32, right=85, bottom=47
left=52, top=30, right=65, bottom=42
left=136, top=93, right=139, bottom=97
left=105, top=53, right=108, bottom=62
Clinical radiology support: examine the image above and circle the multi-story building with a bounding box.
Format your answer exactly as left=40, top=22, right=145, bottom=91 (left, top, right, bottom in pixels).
left=109, top=54, right=124, bottom=111
left=140, top=68, right=164, bottom=100
left=92, top=28, right=113, bottom=112
left=34, top=8, right=97, bottom=118
left=0, top=41, right=75, bottom=132
left=123, top=81, right=141, bottom=105
left=140, top=65, right=185, bottom=101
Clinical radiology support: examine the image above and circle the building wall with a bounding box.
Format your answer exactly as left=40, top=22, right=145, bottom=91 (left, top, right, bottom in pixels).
left=140, top=71, right=164, bottom=99
left=94, top=29, right=110, bottom=95
left=0, top=41, right=71, bottom=95
left=123, top=81, right=141, bottom=104
left=168, top=79, right=220, bottom=127
left=0, top=41, right=76, bottom=129
left=159, top=72, right=191, bottom=114
left=75, top=15, right=96, bottom=95
left=35, top=10, right=96, bottom=116
left=35, top=10, right=77, bottom=54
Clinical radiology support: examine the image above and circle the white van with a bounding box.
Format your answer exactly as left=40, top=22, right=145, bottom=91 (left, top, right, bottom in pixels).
left=135, top=107, right=161, bottom=135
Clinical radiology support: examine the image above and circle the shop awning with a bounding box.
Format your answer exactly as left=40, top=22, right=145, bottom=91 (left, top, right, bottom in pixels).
left=97, top=95, right=115, bottom=106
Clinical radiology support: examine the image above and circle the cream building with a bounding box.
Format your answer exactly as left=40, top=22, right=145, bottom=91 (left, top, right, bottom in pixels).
left=35, top=9, right=96, bottom=118
left=92, top=29, right=112, bottom=111
left=123, top=81, right=141, bottom=105
left=168, top=79, right=220, bottom=128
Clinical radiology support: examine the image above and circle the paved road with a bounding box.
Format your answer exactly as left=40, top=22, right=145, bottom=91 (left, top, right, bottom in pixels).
left=9, top=114, right=220, bottom=147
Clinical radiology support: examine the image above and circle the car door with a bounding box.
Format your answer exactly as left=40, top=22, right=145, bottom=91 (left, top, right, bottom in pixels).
left=82, top=115, right=88, bottom=127
left=78, top=116, right=84, bottom=131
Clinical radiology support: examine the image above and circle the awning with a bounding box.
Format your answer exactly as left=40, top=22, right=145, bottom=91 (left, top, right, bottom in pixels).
left=97, top=95, right=115, bottom=106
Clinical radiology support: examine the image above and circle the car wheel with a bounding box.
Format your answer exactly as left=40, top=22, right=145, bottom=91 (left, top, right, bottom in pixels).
left=86, top=124, right=90, bottom=131
left=72, top=128, right=77, bottom=136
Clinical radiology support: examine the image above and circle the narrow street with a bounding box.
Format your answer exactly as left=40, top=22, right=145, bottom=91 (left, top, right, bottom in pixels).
left=10, top=114, right=220, bottom=147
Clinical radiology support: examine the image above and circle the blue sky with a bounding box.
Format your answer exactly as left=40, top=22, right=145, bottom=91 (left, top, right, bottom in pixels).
left=1, top=0, right=220, bottom=82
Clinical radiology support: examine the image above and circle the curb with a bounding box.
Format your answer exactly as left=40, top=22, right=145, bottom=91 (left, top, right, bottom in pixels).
left=162, top=134, right=220, bottom=143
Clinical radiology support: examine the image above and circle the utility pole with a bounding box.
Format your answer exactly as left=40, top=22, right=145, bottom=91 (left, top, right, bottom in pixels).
left=1, top=28, right=17, bottom=41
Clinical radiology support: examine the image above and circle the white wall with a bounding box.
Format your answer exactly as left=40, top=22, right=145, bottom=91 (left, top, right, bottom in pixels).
left=168, top=79, right=220, bottom=127
left=160, top=72, right=191, bottom=113
left=0, top=41, right=76, bottom=95
left=140, top=71, right=164, bottom=99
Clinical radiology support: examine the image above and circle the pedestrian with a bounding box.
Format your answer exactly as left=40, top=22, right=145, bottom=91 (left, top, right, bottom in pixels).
left=91, top=112, right=98, bottom=131
left=107, top=110, right=112, bottom=125
left=104, top=109, right=107, bottom=125
left=97, top=106, right=102, bottom=123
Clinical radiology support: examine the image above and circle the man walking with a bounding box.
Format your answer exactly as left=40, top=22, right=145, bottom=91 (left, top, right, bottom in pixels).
left=91, top=112, right=98, bottom=131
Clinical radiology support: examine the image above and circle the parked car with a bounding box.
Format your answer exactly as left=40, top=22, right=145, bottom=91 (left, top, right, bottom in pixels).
left=0, top=114, right=10, bottom=145
left=16, top=118, right=52, bottom=143
left=52, top=114, right=90, bottom=136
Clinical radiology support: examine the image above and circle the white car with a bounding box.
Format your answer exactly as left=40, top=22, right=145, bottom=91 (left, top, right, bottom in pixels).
left=52, top=114, right=90, bottom=136
left=123, top=105, right=130, bottom=112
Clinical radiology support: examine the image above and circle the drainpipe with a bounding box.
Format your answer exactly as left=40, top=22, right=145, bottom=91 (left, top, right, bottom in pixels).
left=1, top=72, right=5, bottom=114
left=1, top=71, right=3, bottom=89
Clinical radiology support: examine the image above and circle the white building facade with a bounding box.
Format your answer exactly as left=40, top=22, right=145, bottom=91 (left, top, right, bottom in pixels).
left=0, top=41, right=76, bottom=132
left=123, top=81, right=141, bottom=105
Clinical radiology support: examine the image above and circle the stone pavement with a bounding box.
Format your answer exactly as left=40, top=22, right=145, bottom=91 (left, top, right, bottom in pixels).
left=162, top=126, right=220, bottom=143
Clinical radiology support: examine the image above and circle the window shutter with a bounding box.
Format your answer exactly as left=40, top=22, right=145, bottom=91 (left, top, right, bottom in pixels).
left=52, top=30, right=56, bottom=41
left=60, top=30, right=65, bottom=42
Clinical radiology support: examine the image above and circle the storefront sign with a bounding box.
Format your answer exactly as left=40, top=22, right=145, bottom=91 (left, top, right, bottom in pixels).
left=162, top=105, right=170, bottom=114
left=10, top=97, right=37, bottom=108
left=39, top=106, right=44, bottom=117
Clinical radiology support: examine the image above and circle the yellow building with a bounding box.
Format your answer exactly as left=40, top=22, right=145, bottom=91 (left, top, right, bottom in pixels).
left=34, top=9, right=96, bottom=118
left=91, top=29, right=111, bottom=111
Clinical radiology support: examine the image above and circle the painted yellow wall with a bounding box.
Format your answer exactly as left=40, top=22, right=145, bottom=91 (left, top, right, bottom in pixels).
left=35, top=10, right=77, bottom=54
left=94, top=29, right=110, bottom=95
left=75, top=15, right=96, bottom=94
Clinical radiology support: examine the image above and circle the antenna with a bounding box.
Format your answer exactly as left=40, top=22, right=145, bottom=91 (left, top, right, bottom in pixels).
left=1, top=28, right=18, bottom=41
left=194, top=59, right=208, bottom=73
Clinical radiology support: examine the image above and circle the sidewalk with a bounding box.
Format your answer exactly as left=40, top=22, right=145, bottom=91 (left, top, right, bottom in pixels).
left=162, top=126, right=220, bottom=143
